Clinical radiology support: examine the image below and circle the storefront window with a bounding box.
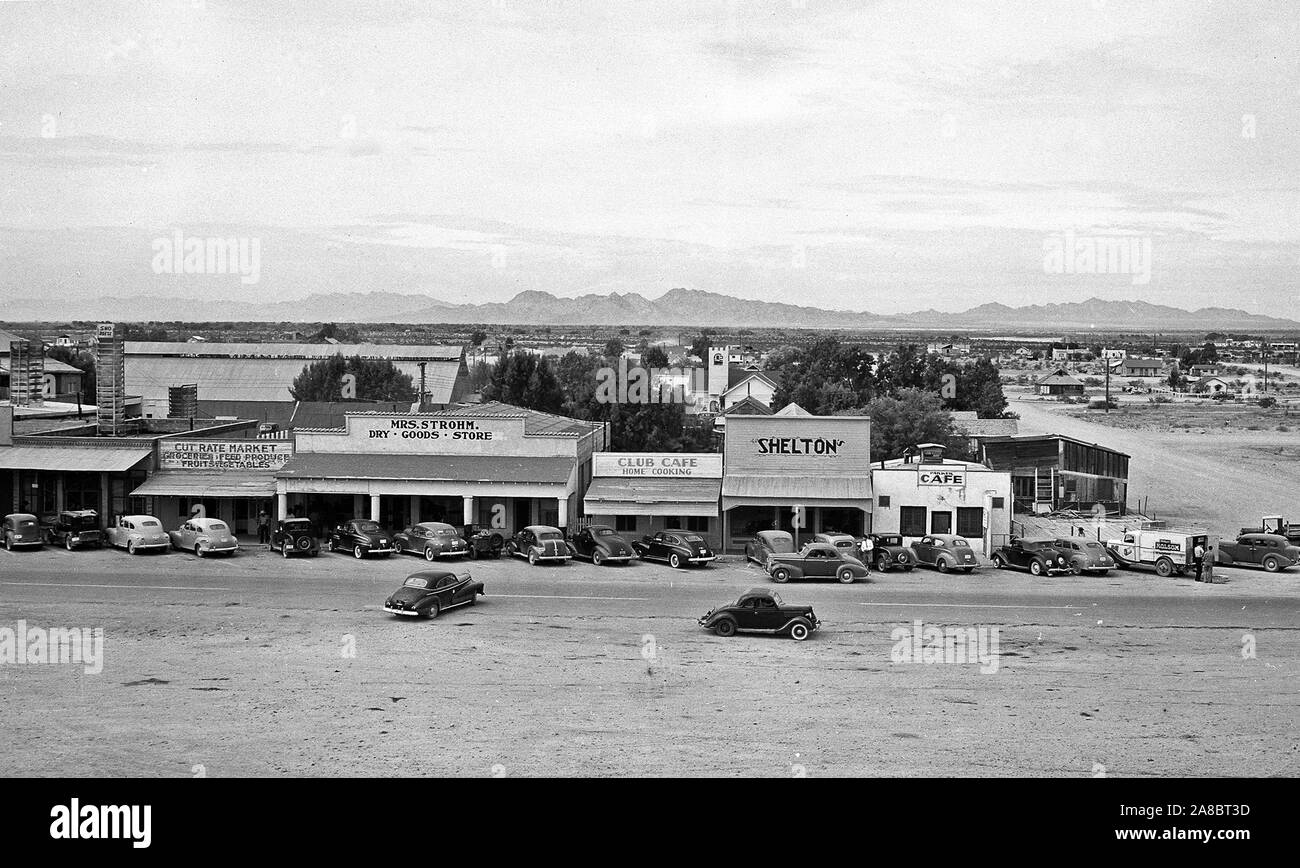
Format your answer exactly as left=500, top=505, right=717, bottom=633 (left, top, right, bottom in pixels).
left=956, top=507, right=983, bottom=538
left=678, top=516, right=709, bottom=532
left=614, top=515, right=637, bottom=533
left=900, top=506, right=927, bottom=537
left=930, top=511, right=953, bottom=534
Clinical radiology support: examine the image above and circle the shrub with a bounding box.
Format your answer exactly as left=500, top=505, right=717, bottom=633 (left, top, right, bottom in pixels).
left=1259, top=396, right=1277, bottom=409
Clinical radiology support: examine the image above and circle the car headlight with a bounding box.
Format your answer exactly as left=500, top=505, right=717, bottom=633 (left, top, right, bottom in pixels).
left=1058, top=557, right=1065, bottom=565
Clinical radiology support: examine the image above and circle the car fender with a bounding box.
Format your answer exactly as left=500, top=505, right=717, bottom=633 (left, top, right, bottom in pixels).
left=767, top=561, right=805, bottom=578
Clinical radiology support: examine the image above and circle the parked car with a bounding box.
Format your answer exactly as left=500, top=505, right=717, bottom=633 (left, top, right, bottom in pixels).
left=45, top=509, right=103, bottom=551
left=744, top=530, right=794, bottom=566
left=168, top=516, right=239, bottom=557
left=2, top=513, right=44, bottom=551
left=1216, top=533, right=1300, bottom=573
left=394, top=521, right=468, bottom=561
left=910, top=534, right=979, bottom=573
left=991, top=538, right=1071, bottom=576
left=867, top=533, right=913, bottom=572
left=105, top=515, right=170, bottom=554
left=505, top=525, right=571, bottom=565
left=697, top=588, right=821, bottom=641
left=633, top=530, right=716, bottom=568
left=326, top=518, right=398, bottom=559
left=767, top=542, right=869, bottom=584
left=569, top=524, right=635, bottom=565
left=1051, top=537, right=1115, bottom=575
left=464, top=526, right=505, bottom=559
left=813, top=532, right=860, bottom=556
left=272, top=517, right=320, bottom=558
left=382, top=569, right=485, bottom=618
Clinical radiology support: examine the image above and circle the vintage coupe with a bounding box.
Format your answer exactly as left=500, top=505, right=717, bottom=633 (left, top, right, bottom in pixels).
left=744, top=530, right=795, bottom=566
left=1051, top=537, right=1115, bottom=575
left=767, top=542, right=869, bottom=584
left=698, top=588, right=821, bottom=641
left=45, top=509, right=103, bottom=550
left=1216, top=533, right=1300, bottom=572
left=2, top=513, right=44, bottom=550
left=169, top=517, right=239, bottom=557
left=633, top=530, right=716, bottom=568
left=394, top=521, right=469, bottom=561
left=505, top=525, right=572, bottom=565
left=910, top=534, right=979, bottom=573
left=272, top=517, right=320, bottom=558
left=991, top=538, right=1071, bottom=576
left=569, top=524, right=635, bottom=565
left=327, top=518, right=398, bottom=559
left=382, top=569, right=485, bottom=618
left=813, top=532, right=860, bottom=555
left=867, top=533, right=913, bottom=572
left=105, top=515, right=170, bottom=554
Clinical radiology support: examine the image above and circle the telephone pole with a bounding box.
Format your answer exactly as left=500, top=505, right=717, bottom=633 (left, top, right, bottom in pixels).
left=417, top=361, right=427, bottom=411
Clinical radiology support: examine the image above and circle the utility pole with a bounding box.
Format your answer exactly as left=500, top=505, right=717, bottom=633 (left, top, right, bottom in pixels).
left=417, top=361, right=427, bottom=411
left=1105, top=358, right=1111, bottom=412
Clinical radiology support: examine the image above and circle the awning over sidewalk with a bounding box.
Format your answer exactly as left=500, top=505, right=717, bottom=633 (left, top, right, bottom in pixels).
left=583, top=477, right=721, bottom=517
left=721, top=474, right=872, bottom=510
left=0, top=445, right=151, bottom=472
left=132, top=471, right=278, bottom=498
left=276, top=453, right=574, bottom=485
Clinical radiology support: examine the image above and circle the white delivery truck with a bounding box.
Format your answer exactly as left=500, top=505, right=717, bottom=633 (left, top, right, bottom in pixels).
left=1105, top=529, right=1211, bottom=577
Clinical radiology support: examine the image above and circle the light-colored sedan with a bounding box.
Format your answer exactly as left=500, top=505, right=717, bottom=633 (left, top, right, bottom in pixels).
left=169, top=517, right=239, bottom=557
left=105, top=514, right=171, bottom=554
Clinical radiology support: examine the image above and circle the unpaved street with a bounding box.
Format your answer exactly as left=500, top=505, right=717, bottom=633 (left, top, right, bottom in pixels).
left=2, top=545, right=1295, bottom=777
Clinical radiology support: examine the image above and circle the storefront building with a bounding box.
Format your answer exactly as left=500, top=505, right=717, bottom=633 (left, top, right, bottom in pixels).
left=582, top=453, right=723, bottom=549
left=274, top=402, right=606, bottom=536
left=131, top=437, right=293, bottom=535
left=720, top=413, right=873, bottom=552
left=870, top=443, right=1012, bottom=555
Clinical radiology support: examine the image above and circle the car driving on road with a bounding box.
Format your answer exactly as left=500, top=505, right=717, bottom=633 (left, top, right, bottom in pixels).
left=698, top=588, right=821, bottom=641
left=382, top=569, right=485, bottom=618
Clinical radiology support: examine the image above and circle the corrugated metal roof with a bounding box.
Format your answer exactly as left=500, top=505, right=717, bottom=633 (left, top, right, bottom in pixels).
left=0, top=445, right=151, bottom=471
left=435, top=401, right=601, bottom=437
left=721, top=473, right=871, bottom=506
left=277, top=453, right=574, bottom=485
left=584, top=478, right=720, bottom=517
left=132, top=471, right=277, bottom=498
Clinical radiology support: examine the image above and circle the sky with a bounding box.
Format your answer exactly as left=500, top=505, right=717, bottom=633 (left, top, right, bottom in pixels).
left=0, top=0, right=1297, bottom=316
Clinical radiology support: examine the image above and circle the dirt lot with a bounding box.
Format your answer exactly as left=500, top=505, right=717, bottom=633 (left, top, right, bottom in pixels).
left=1, top=547, right=1297, bottom=778
left=1061, top=401, right=1300, bottom=435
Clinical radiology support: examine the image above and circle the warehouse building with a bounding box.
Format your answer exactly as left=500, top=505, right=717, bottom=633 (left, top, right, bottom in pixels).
left=124, top=341, right=468, bottom=417
left=274, top=401, right=607, bottom=535
left=978, top=433, right=1130, bottom=515
left=582, top=452, right=723, bottom=549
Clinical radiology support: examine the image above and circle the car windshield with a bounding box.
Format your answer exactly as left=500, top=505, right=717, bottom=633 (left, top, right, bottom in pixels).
left=538, top=531, right=563, bottom=541
left=355, top=521, right=381, bottom=533
left=595, top=528, right=616, bottom=536
left=403, top=577, right=429, bottom=589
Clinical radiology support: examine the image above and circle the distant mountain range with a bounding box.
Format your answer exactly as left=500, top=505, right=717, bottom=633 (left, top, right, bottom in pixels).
left=3, top=289, right=1297, bottom=331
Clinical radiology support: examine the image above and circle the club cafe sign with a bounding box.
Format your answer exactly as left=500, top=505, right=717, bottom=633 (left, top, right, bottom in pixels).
left=594, top=453, right=723, bottom=478
left=918, top=468, right=965, bottom=487
left=160, top=440, right=293, bottom=471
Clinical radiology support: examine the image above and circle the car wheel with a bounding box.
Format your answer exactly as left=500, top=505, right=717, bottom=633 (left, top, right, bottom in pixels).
left=669, top=553, right=682, bottom=569
left=1263, top=556, right=1281, bottom=573
left=528, top=550, right=538, bottom=565
left=593, top=550, right=604, bottom=566
left=837, top=566, right=856, bottom=584
left=195, top=543, right=206, bottom=558
left=714, top=618, right=737, bottom=637
left=992, top=554, right=1006, bottom=569
left=771, top=566, right=791, bottom=583
left=936, top=558, right=949, bottom=573
left=1029, top=560, right=1043, bottom=576
left=1154, top=557, right=1174, bottom=577
left=789, top=620, right=811, bottom=641
left=127, top=540, right=137, bottom=555
left=65, top=537, right=74, bottom=552
left=875, top=554, right=889, bottom=571
left=420, top=546, right=435, bottom=562
left=425, top=600, right=441, bottom=620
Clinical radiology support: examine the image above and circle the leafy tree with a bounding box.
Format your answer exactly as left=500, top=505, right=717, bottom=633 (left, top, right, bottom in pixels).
left=290, top=355, right=415, bottom=402
left=310, top=322, right=359, bottom=343
left=469, top=330, right=488, bottom=346
left=482, top=350, right=564, bottom=414
left=688, top=331, right=714, bottom=363
left=844, top=388, right=966, bottom=461
left=603, top=337, right=626, bottom=358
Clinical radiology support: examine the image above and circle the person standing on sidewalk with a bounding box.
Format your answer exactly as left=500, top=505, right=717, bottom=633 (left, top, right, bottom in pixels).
left=257, top=506, right=270, bottom=545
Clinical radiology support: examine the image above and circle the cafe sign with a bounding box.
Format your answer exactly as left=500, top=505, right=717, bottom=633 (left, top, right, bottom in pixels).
left=160, top=440, right=293, bottom=471
left=594, top=453, right=723, bottom=478
left=918, top=469, right=965, bottom=487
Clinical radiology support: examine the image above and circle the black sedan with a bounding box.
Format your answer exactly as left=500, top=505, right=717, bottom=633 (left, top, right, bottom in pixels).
left=698, top=588, right=820, bottom=641
left=327, top=518, right=398, bottom=559
left=991, top=538, right=1071, bottom=576
left=633, top=530, right=716, bottom=569
left=569, top=525, right=635, bottom=565
left=382, top=569, right=485, bottom=619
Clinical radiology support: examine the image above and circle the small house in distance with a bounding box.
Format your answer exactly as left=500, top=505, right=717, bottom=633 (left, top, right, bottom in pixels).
left=1035, top=368, right=1085, bottom=396
left=977, top=434, right=1130, bottom=515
